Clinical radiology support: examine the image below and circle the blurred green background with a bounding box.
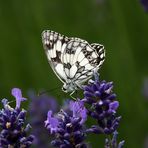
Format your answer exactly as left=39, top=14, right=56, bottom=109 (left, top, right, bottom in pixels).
left=0, top=0, right=148, bottom=147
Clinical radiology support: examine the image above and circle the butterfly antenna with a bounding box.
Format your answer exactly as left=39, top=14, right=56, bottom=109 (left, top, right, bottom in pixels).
left=38, top=86, right=61, bottom=96
left=8, top=100, right=16, bottom=104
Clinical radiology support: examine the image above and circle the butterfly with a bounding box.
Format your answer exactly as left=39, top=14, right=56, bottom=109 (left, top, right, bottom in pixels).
left=42, top=30, right=105, bottom=94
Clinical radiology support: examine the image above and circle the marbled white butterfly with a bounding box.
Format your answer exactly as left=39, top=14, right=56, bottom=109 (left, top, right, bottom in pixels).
left=42, top=30, right=105, bottom=93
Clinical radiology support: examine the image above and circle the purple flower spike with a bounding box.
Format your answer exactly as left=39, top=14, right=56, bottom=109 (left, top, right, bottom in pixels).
left=45, top=100, right=88, bottom=147
left=11, top=88, right=27, bottom=109
left=82, top=72, right=121, bottom=135
left=44, top=72, right=123, bottom=147
left=45, top=111, right=59, bottom=134
left=0, top=89, right=34, bottom=147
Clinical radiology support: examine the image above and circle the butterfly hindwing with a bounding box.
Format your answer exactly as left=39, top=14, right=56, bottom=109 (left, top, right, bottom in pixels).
left=74, top=42, right=105, bottom=85
left=90, top=43, right=105, bottom=68
left=75, top=43, right=105, bottom=85
left=62, top=39, right=105, bottom=86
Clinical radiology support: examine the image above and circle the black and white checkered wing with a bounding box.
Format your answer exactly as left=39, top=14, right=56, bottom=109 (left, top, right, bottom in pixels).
left=90, top=43, right=105, bottom=68
left=42, top=30, right=70, bottom=83
left=42, top=30, right=105, bottom=93
left=62, top=39, right=105, bottom=86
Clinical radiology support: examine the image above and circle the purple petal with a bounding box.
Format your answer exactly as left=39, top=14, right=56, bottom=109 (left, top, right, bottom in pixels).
left=45, top=111, right=59, bottom=134
left=1, top=99, right=8, bottom=107
left=109, top=101, right=119, bottom=111
left=69, top=100, right=87, bottom=124
left=83, top=85, right=93, bottom=92
left=11, top=88, right=27, bottom=109
left=84, top=91, right=93, bottom=97
left=80, top=108, right=87, bottom=124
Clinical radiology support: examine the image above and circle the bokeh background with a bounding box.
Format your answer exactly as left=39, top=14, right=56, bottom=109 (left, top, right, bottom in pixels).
left=0, top=0, right=148, bottom=147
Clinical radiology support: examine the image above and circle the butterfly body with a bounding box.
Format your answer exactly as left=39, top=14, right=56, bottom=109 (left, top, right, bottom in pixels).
left=42, top=30, right=105, bottom=93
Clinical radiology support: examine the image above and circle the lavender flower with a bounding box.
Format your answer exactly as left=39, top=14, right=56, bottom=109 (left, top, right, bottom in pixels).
left=45, top=99, right=88, bottom=148
left=82, top=73, right=121, bottom=135
left=105, top=131, right=124, bottom=148
left=141, top=0, right=148, bottom=12
left=0, top=88, right=34, bottom=148
left=28, top=92, right=58, bottom=148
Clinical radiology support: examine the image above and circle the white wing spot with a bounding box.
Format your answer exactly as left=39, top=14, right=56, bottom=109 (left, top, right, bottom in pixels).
left=92, top=52, right=97, bottom=58
left=50, top=35, right=53, bottom=40
left=46, top=31, right=50, bottom=37
left=55, top=64, right=67, bottom=80
left=69, top=65, right=77, bottom=78
left=77, top=52, right=85, bottom=62
left=73, top=41, right=79, bottom=47
left=86, top=46, right=93, bottom=51
left=85, top=64, right=94, bottom=70
left=67, top=42, right=73, bottom=49
left=56, top=40, right=62, bottom=51
left=66, top=53, right=71, bottom=63
left=80, top=58, right=89, bottom=66
left=100, top=53, right=104, bottom=59
left=72, top=47, right=82, bottom=64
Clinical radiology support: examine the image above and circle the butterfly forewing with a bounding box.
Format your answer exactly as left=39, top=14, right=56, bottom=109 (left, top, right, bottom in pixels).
left=42, top=30, right=70, bottom=83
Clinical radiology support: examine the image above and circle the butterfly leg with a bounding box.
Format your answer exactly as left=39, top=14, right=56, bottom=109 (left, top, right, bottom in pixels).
left=75, top=82, right=84, bottom=90
left=70, top=91, right=77, bottom=100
